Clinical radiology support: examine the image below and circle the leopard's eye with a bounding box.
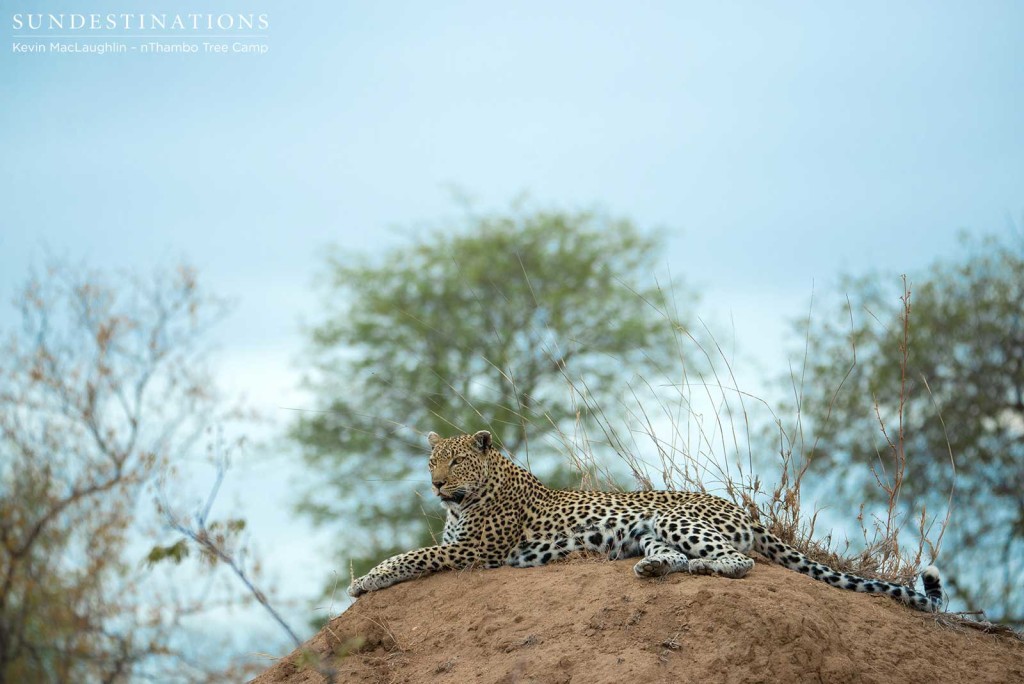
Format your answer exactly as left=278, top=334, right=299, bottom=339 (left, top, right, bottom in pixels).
left=450, top=457, right=461, bottom=467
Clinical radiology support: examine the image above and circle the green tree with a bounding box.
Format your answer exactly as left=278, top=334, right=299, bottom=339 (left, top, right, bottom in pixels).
left=292, top=206, right=691, bottom=582
left=784, top=233, right=1024, bottom=625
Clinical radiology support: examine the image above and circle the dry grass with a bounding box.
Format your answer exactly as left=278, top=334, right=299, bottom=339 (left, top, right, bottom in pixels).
left=523, top=277, right=954, bottom=588
left=931, top=613, right=1024, bottom=640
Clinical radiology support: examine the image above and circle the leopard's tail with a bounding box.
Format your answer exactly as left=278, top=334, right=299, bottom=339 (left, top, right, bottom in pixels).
left=752, top=525, right=943, bottom=613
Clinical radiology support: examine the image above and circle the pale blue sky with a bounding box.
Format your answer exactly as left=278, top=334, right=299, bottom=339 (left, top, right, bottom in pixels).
left=3, top=2, right=1021, bottom=350
left=2, top=0, right=1021, bottom=656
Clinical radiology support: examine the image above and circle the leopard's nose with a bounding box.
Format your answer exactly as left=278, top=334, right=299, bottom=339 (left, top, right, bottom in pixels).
left=432, top=480, right=445, bottom=489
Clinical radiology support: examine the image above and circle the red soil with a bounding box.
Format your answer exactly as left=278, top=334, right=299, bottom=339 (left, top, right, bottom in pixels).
left=252, top=557, right=1023, bottom=684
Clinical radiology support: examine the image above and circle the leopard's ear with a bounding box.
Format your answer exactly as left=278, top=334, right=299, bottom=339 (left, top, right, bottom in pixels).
left=472, top=430, right=492, bottom=452
left=427, top=432, right=442, bottom=448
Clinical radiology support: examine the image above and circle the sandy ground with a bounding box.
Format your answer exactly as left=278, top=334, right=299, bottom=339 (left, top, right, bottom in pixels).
left=251, top=557, right=1023, bottom=684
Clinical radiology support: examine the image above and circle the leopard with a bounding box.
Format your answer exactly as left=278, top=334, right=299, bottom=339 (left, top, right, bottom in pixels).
left=348, top=430, right=943, bottom=613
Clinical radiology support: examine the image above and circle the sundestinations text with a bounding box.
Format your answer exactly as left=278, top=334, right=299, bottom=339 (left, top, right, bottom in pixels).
left=11, top=13, right=270, bottom=31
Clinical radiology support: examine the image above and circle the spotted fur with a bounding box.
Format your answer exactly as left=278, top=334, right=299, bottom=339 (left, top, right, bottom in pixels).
left=348, top=431, right=943, bottom=612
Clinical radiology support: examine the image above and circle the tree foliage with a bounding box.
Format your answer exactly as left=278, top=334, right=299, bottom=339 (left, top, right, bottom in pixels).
left=291, top=207, right=691, bottom=580
left=0, top=262, right=254, bottom=682
left=785, top=233, right=1024, bottom=625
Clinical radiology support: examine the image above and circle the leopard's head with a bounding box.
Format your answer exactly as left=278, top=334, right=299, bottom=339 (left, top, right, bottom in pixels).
left=427, top=430, right=493, bottom=505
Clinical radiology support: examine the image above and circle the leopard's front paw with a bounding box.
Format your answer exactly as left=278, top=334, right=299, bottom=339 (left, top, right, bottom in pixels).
left=348, top=573, right=384, bottom=597
left=347, top=580, right=367, bottom=598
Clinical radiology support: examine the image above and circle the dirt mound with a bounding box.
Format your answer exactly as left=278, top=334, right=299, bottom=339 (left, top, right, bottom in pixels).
left=253, top=558, right=1023, bottom=684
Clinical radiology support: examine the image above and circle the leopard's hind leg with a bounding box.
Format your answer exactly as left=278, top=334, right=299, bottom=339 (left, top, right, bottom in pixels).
left=650, top=514, right=755, bottom=579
